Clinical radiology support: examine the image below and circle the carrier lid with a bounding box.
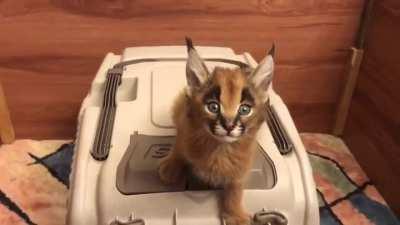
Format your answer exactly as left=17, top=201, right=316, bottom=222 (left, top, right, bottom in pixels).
left=151, top=65, right=186, bottom=128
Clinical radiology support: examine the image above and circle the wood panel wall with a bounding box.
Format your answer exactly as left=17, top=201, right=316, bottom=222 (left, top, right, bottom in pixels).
left=343, top=0, right=400, bottom=214
left=0, top=0, right=364, bottom=138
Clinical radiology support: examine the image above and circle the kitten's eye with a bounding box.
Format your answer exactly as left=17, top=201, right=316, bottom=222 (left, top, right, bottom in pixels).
left=206, top=102, right=220, bottom=114
left=238, top=104, right=252, bottom=116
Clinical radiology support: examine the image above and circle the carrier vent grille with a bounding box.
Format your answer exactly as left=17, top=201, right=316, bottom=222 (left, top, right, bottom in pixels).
left=266, top=104, right=293, bottom=155
left=91, top=68, right=122, bottom=161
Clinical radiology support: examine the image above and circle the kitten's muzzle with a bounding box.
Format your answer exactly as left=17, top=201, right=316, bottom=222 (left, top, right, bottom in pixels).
left=224, top=123, right=235, bottom=132
left=221, top=118, right=235, bottom=132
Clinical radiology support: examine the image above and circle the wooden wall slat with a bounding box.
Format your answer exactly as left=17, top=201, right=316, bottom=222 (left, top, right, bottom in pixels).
left=343, top=0, right=400, bottom=214
left=0, top=0, right=364, bottom=138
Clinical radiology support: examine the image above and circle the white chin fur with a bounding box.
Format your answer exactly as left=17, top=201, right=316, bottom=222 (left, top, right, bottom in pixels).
left=222, top=136, right=239, bottom=143
left=214, top=135, right=238, bottom=143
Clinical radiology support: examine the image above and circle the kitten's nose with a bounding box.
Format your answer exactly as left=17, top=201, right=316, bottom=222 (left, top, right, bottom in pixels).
left=224, top=121, right=235, bottom=132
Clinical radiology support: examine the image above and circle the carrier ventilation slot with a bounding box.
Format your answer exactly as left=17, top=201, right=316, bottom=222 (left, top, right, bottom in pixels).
left=266, top=104, right=293, bottom=155
left=91, top=68, right=122, bottom=160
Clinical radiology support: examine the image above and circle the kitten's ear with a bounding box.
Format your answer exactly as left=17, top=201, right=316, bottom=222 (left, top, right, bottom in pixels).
left=185, top=37, right=210, bottom=91
left=250, top=44, right=275, bottom=93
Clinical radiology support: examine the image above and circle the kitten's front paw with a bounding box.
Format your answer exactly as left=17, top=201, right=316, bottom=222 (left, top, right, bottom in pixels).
left=223, top=213, right=252, bottom=225
left=158, top=157, right=184, bottom=184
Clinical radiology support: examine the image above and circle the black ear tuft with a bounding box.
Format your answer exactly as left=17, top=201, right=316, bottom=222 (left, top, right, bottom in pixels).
left=185, top=37, right=194, bottom=52
left=268, top=43, right=276, bottom=57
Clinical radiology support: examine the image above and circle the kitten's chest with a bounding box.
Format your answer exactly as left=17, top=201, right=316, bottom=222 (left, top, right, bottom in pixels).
left=189, top=145, right=251, bottom=186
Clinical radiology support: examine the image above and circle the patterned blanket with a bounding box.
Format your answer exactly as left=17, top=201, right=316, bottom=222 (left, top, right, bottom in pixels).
left=0, top=134, right=398, bottom=225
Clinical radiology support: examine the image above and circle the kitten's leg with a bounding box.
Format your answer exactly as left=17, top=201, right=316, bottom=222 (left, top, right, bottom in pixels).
left=158, top=148, right=186, bottom=184
left=222, top=181, right=251, bottom=225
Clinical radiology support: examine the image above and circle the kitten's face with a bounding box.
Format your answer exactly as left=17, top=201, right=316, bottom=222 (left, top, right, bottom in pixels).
left=192, top=67, right=266, bottom=143
left=184, top=38, right=274, bottom=143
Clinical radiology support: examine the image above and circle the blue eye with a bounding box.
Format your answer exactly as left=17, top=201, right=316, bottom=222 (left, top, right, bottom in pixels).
left=238, top=104, right=251, bottom=116
left=206, top=102, right=220, bottom=113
